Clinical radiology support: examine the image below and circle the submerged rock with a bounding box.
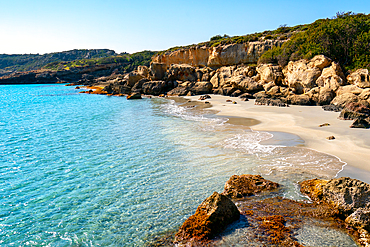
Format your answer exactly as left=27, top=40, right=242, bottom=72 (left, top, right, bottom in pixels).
left=300, top=177, right=370, bottom=244
left=174, top=192, right=240, bottom=245
left=222, top=174, right=280, bottom=198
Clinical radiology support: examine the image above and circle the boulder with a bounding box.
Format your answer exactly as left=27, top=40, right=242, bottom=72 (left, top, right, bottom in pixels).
left=309, top=54, right=332, bottom=69
left=210, top=66, right=234, bottom=88
left=222, top=174, right=280, bottom=198
left=350, top=118, right=370, bottom=128
left=167, top=87, right=189, bottom=96
left=131, top=78, right=149, bottom=93
left=230, top=89, right=243, bottom=97
left=255, top=97, right=288, bottom=107
left=190, top=81, right=213, bottom=95
left=230, top=76, right=263, bottom=93
left=127, top=92, right=142, bottom=100
left=137, top=65, right=149, bottom=78
left=300, top=177, right=370, bottom=231
left=256, top=64, right=283, bottom=85
left=287, top=94, right=311, bottom=105
left=149, top=62, right=167, bottom=80
left=166, top=64, right=197, bottom=82
left=330, top=93, right=359, bottom=108
left=316, top=62, right=346, bottom=91
left=359, top=88, right=370, bottom=101
left=322, top=104, right=343, bottom=112
left=347, top=69, right=370, bottom=88
left=283, top=57, right=324, bottom=94
left=124, top=71, right=145, bottom=87
left=239, top=93, right=255, bottom=100
left=339, top=102, right=370, bottom=120
left=142, top=80, right=167, bottom=95
left=174, top=192, right=240, bottom=244
left=318, top=88, right=336, bottom=106
left=336, top=85, right=363, bottom=96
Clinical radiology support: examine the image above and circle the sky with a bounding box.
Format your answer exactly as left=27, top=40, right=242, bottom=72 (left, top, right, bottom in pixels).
left=0, top=0, right=369, bottom=55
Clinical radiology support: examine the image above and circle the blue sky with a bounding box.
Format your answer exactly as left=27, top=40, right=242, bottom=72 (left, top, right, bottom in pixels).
left=0, top=0, right=369, bottom=55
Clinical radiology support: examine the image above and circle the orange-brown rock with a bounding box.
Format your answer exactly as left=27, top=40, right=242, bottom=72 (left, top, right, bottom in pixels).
left=152, top=41, right=285, bottom=69
left=222, top=174, right=280, bottom=198
left=174, top=192, right=240, bottom=245
left=300, top=177, right=370, bottom=244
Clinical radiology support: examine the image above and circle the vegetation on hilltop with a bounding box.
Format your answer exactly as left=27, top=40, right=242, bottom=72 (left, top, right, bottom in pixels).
left=157, top=24, right=307, bottom=55
left=43, top=50, right=156, bottom=73
left=0, top=49, right=116, bottom=75
left=258, top=12, right=370, bottom=71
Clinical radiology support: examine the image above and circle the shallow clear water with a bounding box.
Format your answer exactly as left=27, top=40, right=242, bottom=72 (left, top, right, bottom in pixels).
left=0, top=84, right=352, bottom=246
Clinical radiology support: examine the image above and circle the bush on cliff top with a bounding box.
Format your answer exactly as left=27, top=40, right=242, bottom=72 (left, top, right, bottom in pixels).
left=258, top=12, right=370, bottom=71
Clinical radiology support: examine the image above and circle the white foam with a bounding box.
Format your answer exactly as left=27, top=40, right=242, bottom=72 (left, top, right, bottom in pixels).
left=162, top=100, right=227, bottom=125
left=221, top=130, right=278, bottom=154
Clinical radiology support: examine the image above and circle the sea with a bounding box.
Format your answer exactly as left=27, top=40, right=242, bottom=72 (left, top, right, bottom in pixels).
left=0, top=84, right=358, bottom=246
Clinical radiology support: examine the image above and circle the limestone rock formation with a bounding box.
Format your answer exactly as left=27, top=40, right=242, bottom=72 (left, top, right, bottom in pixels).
left=142, top=80, right=167, bottom=95
left=330, top=93, right=359, bottom=108
left=152, top=40, right=286, bottom=69
left=283, top=56, right=327, bottom=94
left=174, top=192, right=240, bottom=245
left=316, top=62, right=346, bottom=91
left=300, top=177, right=370, bottom=233
left=347, top=69, right=370, bottom=88
left=222, top=174, right=280, bottom=198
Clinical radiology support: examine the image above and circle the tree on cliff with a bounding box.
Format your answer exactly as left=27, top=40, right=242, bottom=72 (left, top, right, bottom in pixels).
left=258, top=12, right=370, bottom=71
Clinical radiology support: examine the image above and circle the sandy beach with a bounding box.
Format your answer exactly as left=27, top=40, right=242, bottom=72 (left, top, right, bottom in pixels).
left=186, top=94, right=370, bottom=183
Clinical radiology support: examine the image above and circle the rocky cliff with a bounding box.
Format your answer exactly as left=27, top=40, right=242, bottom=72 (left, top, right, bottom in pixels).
left=152, top=40, right=285, bottom=69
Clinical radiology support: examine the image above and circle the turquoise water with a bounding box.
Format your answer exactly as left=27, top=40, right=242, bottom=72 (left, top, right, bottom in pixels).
left=0, top=84, right=353, bottom=246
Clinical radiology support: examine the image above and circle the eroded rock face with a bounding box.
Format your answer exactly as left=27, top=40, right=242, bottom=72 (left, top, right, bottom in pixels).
left=330, top=93, right=359, bottom=108
left=347, top=69, right=370, bottom=88
left=142, top=80, right=167, bottom=95
left=222, top=174, right=280, bottom=198
left=153, top=41, right=286, bottom=69
left=300, top=177, right=370, bottom=232
left=316, top=62, right=346, bottom=91
left=174, top=192, right=240, bottom=245
left=166, top=64, right=197, bottom=82
left=256, top=64, right=283, bottom=85
left=283, top=56, right=328, bottom=94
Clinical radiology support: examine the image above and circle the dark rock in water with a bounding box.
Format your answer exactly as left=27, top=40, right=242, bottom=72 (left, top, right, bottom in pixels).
left=222, top=174, right=280, bottom=199
left=198, top=94, right=211, bottom=100
left=255, top=97, right=288, bottom=107
left=239, top=196, right=340, bottom=247
left=103, top=84, right=114, bottom=94
left=322, top=104, right=343, bottom=112
left=300, top=177, right=370, bottom=236
left=127, top=92, right=142, bottom=100
left=174, top=192, right=240, bottom=245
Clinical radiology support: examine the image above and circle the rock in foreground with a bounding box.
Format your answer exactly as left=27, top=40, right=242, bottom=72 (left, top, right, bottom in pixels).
left=174, top=192, right=240, bottom=245
left=222, top=174, right=280, bottom=198
left=300, top=177, right=370, bottom=246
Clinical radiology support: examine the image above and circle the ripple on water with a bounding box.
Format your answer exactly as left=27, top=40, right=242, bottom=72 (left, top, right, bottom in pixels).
left=0, top=85, right=352, bottom=246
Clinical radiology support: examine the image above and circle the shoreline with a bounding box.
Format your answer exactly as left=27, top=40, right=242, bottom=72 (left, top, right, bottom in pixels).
left=185, top=94, right=370, bottom=184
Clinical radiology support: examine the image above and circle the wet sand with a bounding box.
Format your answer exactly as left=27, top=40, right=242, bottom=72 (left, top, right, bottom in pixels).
left=185, top=94, right=370, bottom=184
